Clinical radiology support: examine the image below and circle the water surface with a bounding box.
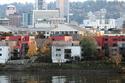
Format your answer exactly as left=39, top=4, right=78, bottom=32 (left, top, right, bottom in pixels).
left=0, top=71, right=124, bottom=83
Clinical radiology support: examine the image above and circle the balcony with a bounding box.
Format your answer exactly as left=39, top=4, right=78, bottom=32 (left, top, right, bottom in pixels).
left=52, top=41, right=79, bottom=46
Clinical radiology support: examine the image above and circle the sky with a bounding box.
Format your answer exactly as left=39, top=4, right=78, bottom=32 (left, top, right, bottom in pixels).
left=0, top=0, right=124, bottom=4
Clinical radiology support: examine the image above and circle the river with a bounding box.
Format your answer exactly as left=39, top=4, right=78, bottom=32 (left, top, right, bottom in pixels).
left=0, top=71, right=124, bottom=83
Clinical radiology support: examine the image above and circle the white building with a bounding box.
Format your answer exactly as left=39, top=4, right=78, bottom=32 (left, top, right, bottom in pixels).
left=52, top=46, right=81, bottom=63
left=0, top=46, right=10, bottom=64
left=51, top=36, right=81, bottom=63
left=83, top=19, right=116, bottom=30
left=6, top=5, right=16, bottom=16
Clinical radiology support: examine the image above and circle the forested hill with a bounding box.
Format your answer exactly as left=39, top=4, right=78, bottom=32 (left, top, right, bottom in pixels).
left=69, top=1, right=125, bottom=23
left=48, top=1, right=125, bottom=23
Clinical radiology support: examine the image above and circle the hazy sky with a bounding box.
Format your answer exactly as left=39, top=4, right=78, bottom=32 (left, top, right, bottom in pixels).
left=0, top=0, right=124, bottom=4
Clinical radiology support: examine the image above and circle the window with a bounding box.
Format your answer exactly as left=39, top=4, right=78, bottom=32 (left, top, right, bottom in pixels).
left=56, top=54, right=61, bottom=57
left=64, top=49, right=71, bottom=53
left=104, top=38, right=108, bottom=41
left=70, top=32, right=73, bottom=34
left=105, top=19, right=109, bottom=24
left=122, top=44, right=125, bottom=47
left=75, top=31, right=77, bottom=34
left=65, top=54, right=71, bottom=59
left=56, top=49, right=61, bottom=51
left=113, top=38, right=117, bottom=41
left=0, top=48, right=2, bottom=51
left=113, top=43, right=117, bottom=47
left=62, top=32, right=64, bottom=34
left=122, top=38, right=125, bottom=41
left=0, top=54, right=2, bottom=56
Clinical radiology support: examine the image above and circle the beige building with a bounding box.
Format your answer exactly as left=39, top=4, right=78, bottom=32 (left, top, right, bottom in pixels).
left=33, top=10, right=60, bottom=25
left=56, top=0, right=69, bottom=22
left=9, top=14, right=22, bottom=27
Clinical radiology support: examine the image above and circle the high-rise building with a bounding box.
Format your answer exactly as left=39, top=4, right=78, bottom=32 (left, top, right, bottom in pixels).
left=9, top=14, right=21, bottom=27
left=22, top=12, right=33, bottom=27
left=56, top=0, right=69, bottom=22
left=35, top=0, right=47, bottom=10
left=6, top=5, right=16, bottom=16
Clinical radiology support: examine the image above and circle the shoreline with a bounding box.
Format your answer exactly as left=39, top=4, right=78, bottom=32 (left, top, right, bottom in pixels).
left=0, top=63, right=119, bottom=74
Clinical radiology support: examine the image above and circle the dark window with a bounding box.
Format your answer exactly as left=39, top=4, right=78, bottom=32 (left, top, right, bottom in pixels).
left=113, top=38, right=117, bottom=41
left=64, top=49, right=71, bottom=59
left=56, top=49, right=61, bottom=51
left=64, top=49, right=71, bottom=53
left=0, top=54, right=2, bottom=56
left=81, top=48, right=84, bottom=51
left=55, top=32, right=59, bottom=34
left=70, top=32, right=73, bottom=34
left=113, top=43, right=117, bottom=47
left=65, top=54, right=71, bottom=59
left=75, top=31, right=77, bottom=34
left=122, top=38, right=125, bottom=41
left=104, top=38, right=108, bottom=41
left=56, top=54, right=61, bottom=57
left=122, top=44, right=125, bottom=47
left=0, top=48, right=2, bottom=51
left=62, top=32, right=64, bottom=34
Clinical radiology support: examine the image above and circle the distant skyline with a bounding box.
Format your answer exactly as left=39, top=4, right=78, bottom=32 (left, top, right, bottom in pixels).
left=0, top=0, right=124, bottom=4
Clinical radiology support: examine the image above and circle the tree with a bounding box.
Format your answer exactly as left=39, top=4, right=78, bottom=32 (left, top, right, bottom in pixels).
left=11, top=49, right=20, bottom=60
left=1, top=32, right=13, bottom=36
left=80, top=36, right=97, bottom=60
left=28, top=40, right=38, bottom=57
left=110, top=53, right=122, bottom=66
left=37, top=39, right=51, bottom=56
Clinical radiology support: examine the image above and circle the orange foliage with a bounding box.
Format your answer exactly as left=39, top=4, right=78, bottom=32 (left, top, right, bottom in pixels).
left=110, top=53, right=122, bottom=66
left=38, top=39, right=51, bottom=56
left=28, top=40, right=38, bottom=57
left=26, top=80, right=38, bottom=83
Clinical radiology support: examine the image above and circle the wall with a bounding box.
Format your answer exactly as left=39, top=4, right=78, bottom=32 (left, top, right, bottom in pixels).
left=0, top=46, right=10, bottom=64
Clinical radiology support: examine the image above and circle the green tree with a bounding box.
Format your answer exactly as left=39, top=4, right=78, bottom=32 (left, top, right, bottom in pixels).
left=80, top=36, right=97, bottom=60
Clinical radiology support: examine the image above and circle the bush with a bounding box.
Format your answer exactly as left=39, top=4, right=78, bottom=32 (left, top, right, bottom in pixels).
left=35, top=55, right=52, bottom=63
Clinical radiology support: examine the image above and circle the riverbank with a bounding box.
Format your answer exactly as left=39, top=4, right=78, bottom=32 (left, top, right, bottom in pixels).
left=0, top=61, right=119, bottom=73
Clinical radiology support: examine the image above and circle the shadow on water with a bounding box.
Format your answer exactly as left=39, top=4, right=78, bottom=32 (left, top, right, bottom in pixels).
left=0, top=70, right=125, bottom=83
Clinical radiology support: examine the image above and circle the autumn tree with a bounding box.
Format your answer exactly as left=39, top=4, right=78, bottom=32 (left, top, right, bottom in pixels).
left=110, top=53, right=122, bottom=66
left=38, top=39, right=51, bottom=56
left=28, top=40, right=38, bottom=57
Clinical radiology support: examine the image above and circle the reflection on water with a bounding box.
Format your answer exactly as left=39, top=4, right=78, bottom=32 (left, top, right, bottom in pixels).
left=0, top=76, right=8, bottom=83
left=52, top=76, right=66, bottom=83
left=0, top=71, right=125, bottom=83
